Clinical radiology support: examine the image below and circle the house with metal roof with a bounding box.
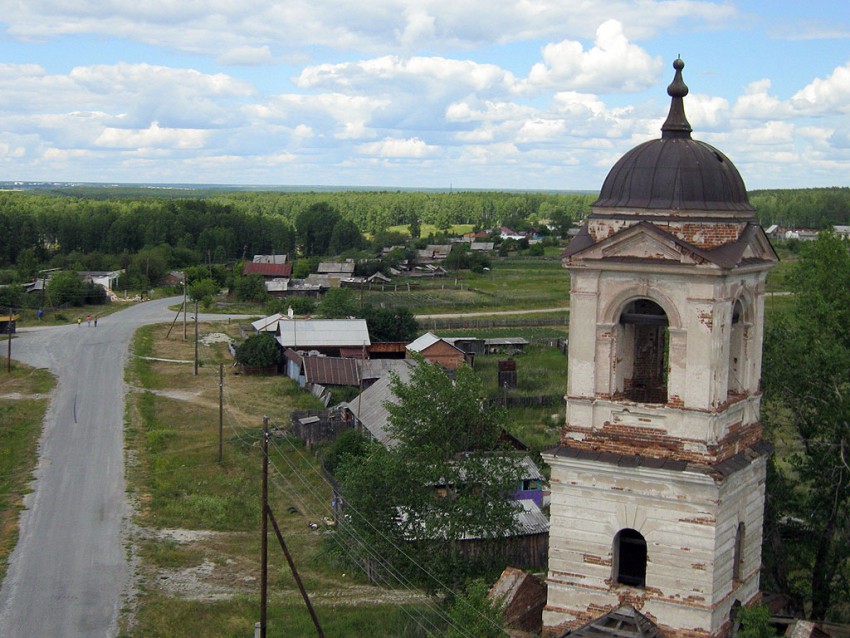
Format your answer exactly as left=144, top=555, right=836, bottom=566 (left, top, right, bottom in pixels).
left=251, top=313, right=283, bottom=333
left=252, top=254, right=288, bottom=264
left=302, top=355, right=361, bottom=388
left=337, top=360, right=415, bottom=445
left=276, top=318, right=370, bottom=356
left=243, top=261, right=292, bottom=279
left=406, top=331, right=467, bottom=369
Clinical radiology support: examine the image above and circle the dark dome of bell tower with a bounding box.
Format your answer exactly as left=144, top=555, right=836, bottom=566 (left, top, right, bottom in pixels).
left=593, top=58, right=754, bottom=213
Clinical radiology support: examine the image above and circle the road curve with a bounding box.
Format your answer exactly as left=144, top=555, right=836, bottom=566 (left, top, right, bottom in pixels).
left=0, top=297, right=186, bottom=637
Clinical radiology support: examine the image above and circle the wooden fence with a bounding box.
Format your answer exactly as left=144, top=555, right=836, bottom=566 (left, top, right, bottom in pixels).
left=486, top=394, right=563, bottom=409
left=423, top=315, right=568, bottom=331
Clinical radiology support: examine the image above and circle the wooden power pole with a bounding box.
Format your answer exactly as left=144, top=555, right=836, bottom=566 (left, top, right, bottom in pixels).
left=260, top=416, right=269, bottom=638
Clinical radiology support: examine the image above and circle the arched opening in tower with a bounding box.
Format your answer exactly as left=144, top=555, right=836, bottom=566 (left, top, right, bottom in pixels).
left=613, top=528, right=648, bottom=587
left=728, top=299, right=747, bottom=399
left=618, top=299, right=669, bottom=404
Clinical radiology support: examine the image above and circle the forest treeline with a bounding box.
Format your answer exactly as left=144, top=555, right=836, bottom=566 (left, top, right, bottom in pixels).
left=0, top=187, right=847, bottom=272
left=0, top=190, right=594, bottom=269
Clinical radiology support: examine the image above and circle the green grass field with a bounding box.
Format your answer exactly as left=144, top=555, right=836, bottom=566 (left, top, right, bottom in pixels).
left=0, top=363, right=54, bottom=584
left=121, top=323, right=448, bottom=637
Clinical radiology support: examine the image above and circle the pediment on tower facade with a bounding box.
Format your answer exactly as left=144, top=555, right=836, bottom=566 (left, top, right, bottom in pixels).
left=564, top=221, right=778, bottom=270
left=568, top=222, right=701, bottom=266
left=701, top=224, right=779, bottom=269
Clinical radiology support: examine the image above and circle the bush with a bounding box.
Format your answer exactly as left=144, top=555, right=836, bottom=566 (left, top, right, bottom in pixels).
left=234, top=333, right=282, bottom=368
left=279, top=296, right=316, bottom=316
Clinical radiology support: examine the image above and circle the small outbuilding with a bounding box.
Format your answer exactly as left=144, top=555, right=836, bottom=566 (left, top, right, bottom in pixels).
left=406, top=332, right=468, bottom=369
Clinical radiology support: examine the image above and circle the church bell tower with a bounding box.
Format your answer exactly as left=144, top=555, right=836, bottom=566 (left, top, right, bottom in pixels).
left=542, top=59, right=777, bottom=638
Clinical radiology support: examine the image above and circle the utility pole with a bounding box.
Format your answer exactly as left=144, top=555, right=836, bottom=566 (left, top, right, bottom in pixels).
left=5, top=306, right=12, bottom=373
left=183, top=273, right=187, bottom=340
left=218, top=363, right=224, bottom=464
left=194, top=299, right=199, bottom=376
left=257, top=414, right=324, bottom=638
left=260, top=416, right=269, bottom=638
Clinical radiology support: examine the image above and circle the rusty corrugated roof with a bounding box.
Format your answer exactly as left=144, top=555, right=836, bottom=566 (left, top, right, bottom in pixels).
left=303, top=356, right=360, bottom=387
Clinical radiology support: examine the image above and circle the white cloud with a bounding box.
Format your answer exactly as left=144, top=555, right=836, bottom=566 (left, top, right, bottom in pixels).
left=357, top=137, right=438, bottom=158
left=515, top=118, right=566, bottom=143
left=732, top=80, right=792, bottom=120
left=791, top=62, right=850, bottom=115
left=0, top=1, right=741, bottom=56
left=94, top=122, right=208, bottom=149
left=296, top=55, right=514, bottom=95
left=521, top=20, right=662, bottom=94
left=216, top=46, right=275, bottom=66
left=0, top=142, right=27, bottom=159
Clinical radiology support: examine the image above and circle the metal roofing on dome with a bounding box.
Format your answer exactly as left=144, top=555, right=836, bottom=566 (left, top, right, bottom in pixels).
left=593, top=58, right=754, bottom=212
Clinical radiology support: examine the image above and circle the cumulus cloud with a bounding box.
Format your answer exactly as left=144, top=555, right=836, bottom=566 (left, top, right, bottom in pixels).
left=357, top=137, right=438, bottom=158
left=521, top=20, right=663, bottom=94
left=296, top=55, right=515, bottom=95
left=791, top=62, right=850, bottom=115
left=0, top=1, right=741, bottom=56
left=515, top=118, right=567, bottom=143
left=94, top=122, right=208, bottom=149
left=732, top=80, right=792, bottom=120
left=216, top=46, right=275, bottom=66
left=0, top=2, right=845, bottom=188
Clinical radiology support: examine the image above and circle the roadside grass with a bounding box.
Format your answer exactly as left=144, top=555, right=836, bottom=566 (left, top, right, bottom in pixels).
left=123, top=594, right=442, bottom=638
left=122, top=322, right=442, bottom=637
left=0, top=364, right=55, bottom=584
left=15, top=299, right=136, bottom=327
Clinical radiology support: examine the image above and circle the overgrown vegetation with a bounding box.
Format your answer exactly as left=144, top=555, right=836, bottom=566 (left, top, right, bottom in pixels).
left=122, top=323, right=459, bottom=637
left=335, top=355, right=524, bottom=594
left=762, top=232, right=850, bottom=621
left=0, top=364, right=55, bottom=583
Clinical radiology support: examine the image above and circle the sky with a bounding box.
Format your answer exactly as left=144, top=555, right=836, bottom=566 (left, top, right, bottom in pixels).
left=0, top=1, right=848, bottom=191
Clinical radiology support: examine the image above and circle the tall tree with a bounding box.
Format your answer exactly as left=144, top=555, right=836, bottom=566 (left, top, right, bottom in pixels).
left=762, top=231, right=850, bottom=620
left=296, top=202, right=341, bottom=257
left=317, top=287, right=357, bottom=319
left=361, top=306, right=418, bottom=342
left=328, top=217, right=364, bottom=255
left=336, top=355, right=521, bottom=592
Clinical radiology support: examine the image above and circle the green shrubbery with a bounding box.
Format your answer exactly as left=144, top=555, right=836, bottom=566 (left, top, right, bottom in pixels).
left=234, top=333, right=281, bottom=368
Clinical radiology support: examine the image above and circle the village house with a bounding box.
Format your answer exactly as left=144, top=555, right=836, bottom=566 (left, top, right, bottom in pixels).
left=78, top=270, right=123, bottom=294
left=242, top=261, right=292, bottom=281
left=304, top=260, right=357, bottom=289
left=406, top=331, right=468, bottom=369
left=276, top=318, right=370, bottom=357
left=499, top=226, right=526, bottom=241
left=416, top=244, right=452, bottom=262
left=252, top=254, right=288, bottom=264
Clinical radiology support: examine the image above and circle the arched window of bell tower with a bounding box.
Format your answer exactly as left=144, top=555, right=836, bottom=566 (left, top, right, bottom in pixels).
left=728, top=299, right=747, bottom=397
left=732, top=521, right=745, bottom=583
left=613, top=528, right=647, bottom=587
left=617, top=299, right=669, bottom=404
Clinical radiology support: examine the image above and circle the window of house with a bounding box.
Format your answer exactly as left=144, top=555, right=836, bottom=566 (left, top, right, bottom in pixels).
left=614, top=528, right=647, bottom=587
left=618, top=299, right=669, bottom=404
